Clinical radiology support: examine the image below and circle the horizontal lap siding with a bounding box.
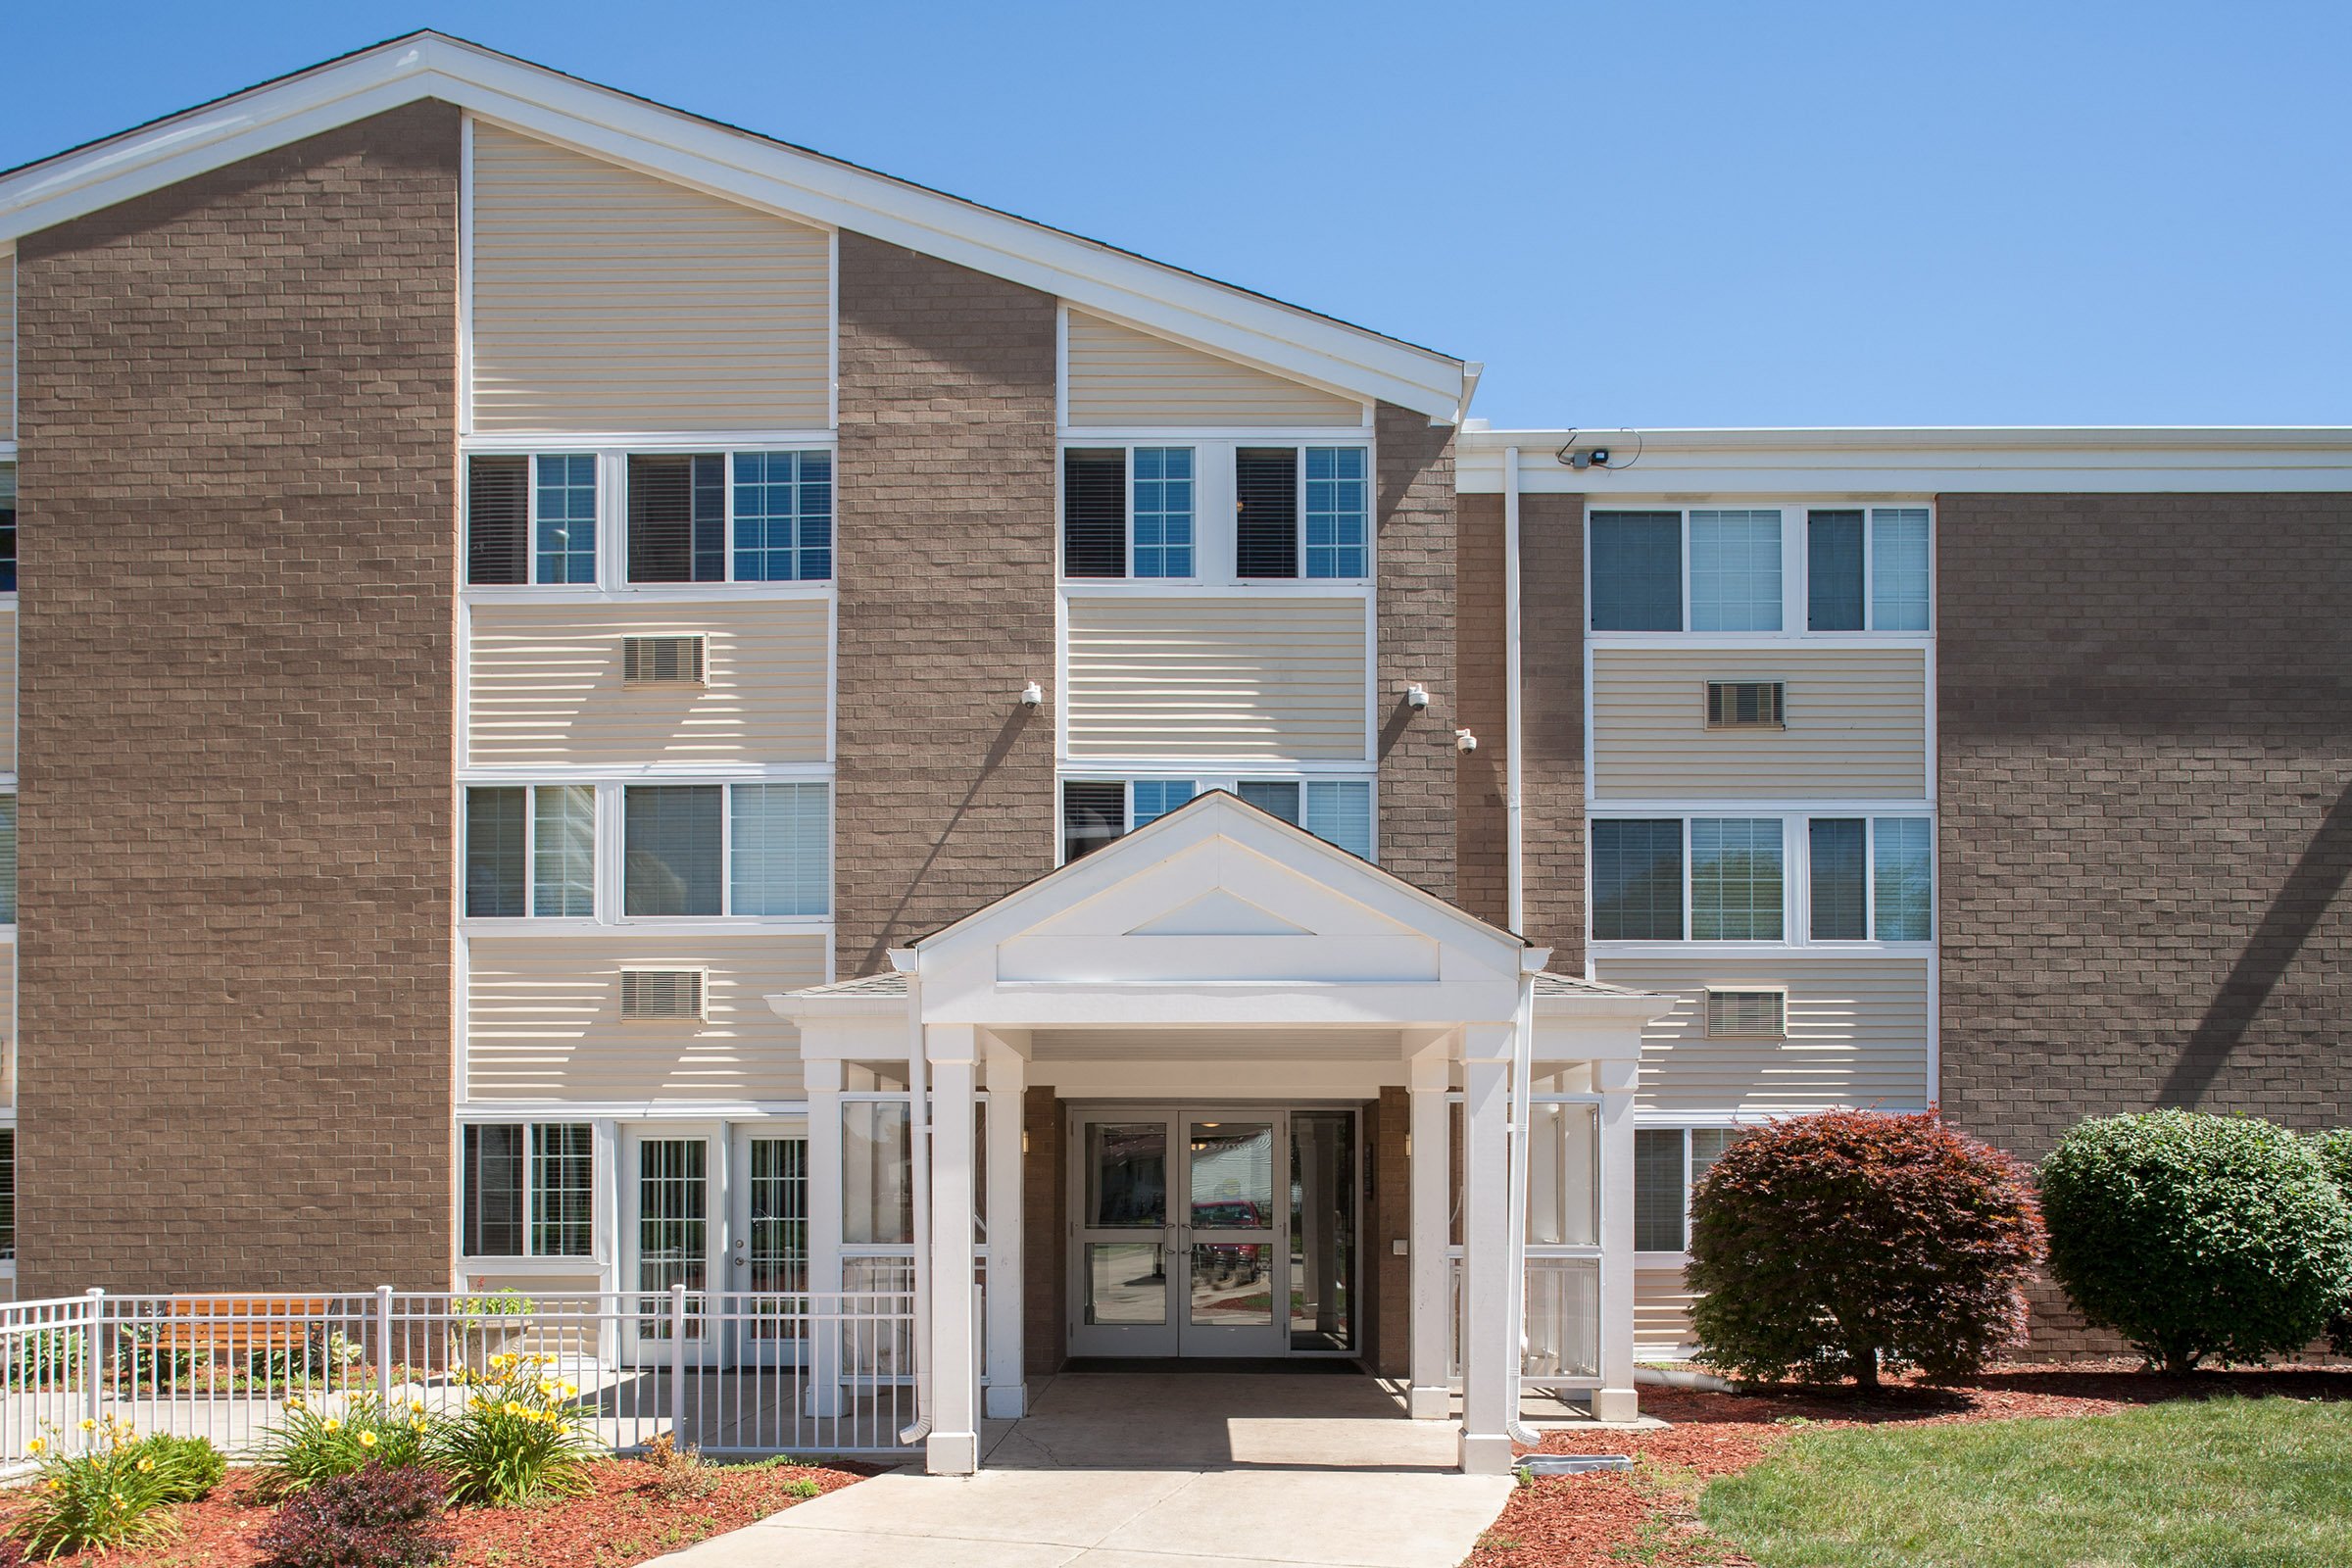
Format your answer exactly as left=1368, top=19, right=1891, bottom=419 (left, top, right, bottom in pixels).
left=469, top=122, right=830, bottom=432
left=1592, top=646, right=1928, bottom=799
left=1634, top=1269, right=1698, bottom=1354
left=1595, top=955, right=1933, bottom=1113
left=0, top=609, right=14, bottom=773
left=466, top=934, right=822, bottom=1102
left=1065, top=595, right=1367, bottom=760
left=1, top=254, right=12, bottom=437
left=1063, top=310, right=1362, bottom=428
left=466, top=599, right=827, bottom=766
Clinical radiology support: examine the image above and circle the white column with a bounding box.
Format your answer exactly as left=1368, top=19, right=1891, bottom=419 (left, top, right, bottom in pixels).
left=924, top=1024, right=981, bottom=1475
left=804, top=1058, right=846, bottom=1417
left=1406, top=1049, right=1452, bottom=1420
left=1457, top=1024, right=1516, bottom=1476
left=982, top=1035, right=1027, bottom=1419
left=1593, top=1056, right=1640, bottom=1422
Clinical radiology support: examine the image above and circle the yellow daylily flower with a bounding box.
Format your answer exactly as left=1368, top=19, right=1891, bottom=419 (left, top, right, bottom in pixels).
left=25, top=1437, right=44, bottom=1454
left=137, top=1457, right=155, bottom=1473
left=78, top=1419, right=96, bottom=1433
left=358, top=1431, right=377, bottom=1448
left=322, top=1417, right=342, bottom=1433
left=410, top=1398, right=426, bottom=1414
left=502, top=1401, right=521, bottom=1416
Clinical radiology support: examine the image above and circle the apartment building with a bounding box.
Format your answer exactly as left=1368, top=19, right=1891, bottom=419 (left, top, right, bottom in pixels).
left=0, top=33, right=2343, bottom=1474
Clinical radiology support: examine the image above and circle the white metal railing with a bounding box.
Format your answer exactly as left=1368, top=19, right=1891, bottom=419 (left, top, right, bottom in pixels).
left=0, top=1288, right=922, bottom=1471
left=1446, top=1256, right=1602, bottom=1389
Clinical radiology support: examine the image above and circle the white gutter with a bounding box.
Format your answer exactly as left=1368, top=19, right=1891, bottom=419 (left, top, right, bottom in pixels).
left=892, top=951, right=933, bottom=1446
left=1502, top=966, right=1543, bottom=1448
left=1503, top=446, right=1525, bottom=933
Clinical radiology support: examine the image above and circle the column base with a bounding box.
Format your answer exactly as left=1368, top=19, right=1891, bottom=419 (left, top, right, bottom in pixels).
left=1458, top=1431, right=1518, bottom=1476
left=984, top=1383, right=1028, bottom=1420
left=1592, top=1386, right=1640, bottom=1423
left=1406, top=1384, right=1451, bottom=1421
left=924, top=1429, right=980, bottom=1475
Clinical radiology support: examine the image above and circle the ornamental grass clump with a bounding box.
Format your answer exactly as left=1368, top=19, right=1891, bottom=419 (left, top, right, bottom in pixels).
left=9, top=1415, right=184, bottom=1561
left=426, top=1351, right=597, bottom=1506
left=1687, top=1108, right=2045, bottom=1388
left=256, top=1390, right=434, bottom=1498
left=256, top=1461, right=459, bottom=1568
left=2040, top=1110, right=2352, bottom=1372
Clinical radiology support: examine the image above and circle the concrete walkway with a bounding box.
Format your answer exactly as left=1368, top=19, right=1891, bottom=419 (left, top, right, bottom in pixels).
left=647, top=1373, right=1514, bottom=1568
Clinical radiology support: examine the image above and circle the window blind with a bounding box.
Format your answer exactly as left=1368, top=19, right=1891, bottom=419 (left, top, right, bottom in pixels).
left=1690, top=510, right=1783, bottom=632
left=729, top=782, right=830, bottom=916
left=1061, top=781, right=1126, bottom=862
left=466, top=456, right=529, bottom=585
left=623, top=785, right=723, bottom=915
left=463, top=1124, right=525, bottom=1256
left=1237, top=779, right=1301, bottom=823
left=1633, top=1130, right=1687, bottom=1251
left=1061, top=449, right=1127, bottom=577
left=1807, top=510, right=1866, bottom=630
left=465, top=787, right=527, bottom=918
left=532, top=785, right=596, bottom=918
left=1235, top=448, right=1299, bottom=578
left=1304, top=780, right=1374, bottom=859
left=1874, top=816, right=1934, bottom=940
left=1690, top=817, right=1784, bottom=940
left=1592, top=819, right=1684, bottom=940
left=628, top=454, right=727, bottom=583
left=1589, top=513, right=1682, bottom=630
left=1871, top=509, right=1932, bottom=630
left=1808, top=817, right=1868, bottom=940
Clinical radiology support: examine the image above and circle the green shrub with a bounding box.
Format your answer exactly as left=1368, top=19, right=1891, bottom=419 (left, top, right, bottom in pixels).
left=4, top=1329, right=82, bottom=1391
left=256, top=1391, right=433, bottom=1498
left=2314, top=1128, right=2352, bottom=1355
left=427, top=1351, right=597, bottom=1505
left=111, top=1324, right=197, bottom=1391
left=1687, top=1109, right=2045, bottom=1387
left=2040, top=1110, right=2352, bottom=1372
left=135, top=1433, right=228, bottom=1502
left=9, top=1415, right=182, bottom=1561
left=256, top=1461, right=458, bottom=1568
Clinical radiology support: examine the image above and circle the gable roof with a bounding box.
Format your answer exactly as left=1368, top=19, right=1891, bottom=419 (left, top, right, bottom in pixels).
left=0, top=31, right=1468, bottom=419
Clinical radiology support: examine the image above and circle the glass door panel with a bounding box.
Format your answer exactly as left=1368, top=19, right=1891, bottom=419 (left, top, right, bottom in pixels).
left=731, top=1128, right=808, bottom=1364
left=1289, top=1110, right=1356, bottom=1352
left=623, top=1128, right=719, bottom=1363
left=1070, top=1118, right=1178, bottom=1354
left=1181, top=1120, right=1284, bottom=1355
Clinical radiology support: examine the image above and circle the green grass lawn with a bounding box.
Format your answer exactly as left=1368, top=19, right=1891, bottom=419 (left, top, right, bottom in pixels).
left=1699, top=1396, right=2352, bottom=1568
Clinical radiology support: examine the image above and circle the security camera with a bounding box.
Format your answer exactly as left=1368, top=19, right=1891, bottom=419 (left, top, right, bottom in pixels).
left=1019, top=681, right=1043, bottom=708
left=1405, top=684, right=1430, bottom=710
left=1455, top=729, right=1479, bottom=753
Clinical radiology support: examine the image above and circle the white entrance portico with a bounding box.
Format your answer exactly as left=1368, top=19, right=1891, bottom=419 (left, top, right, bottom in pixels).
left=772, top=792, right=1669, bottom=1476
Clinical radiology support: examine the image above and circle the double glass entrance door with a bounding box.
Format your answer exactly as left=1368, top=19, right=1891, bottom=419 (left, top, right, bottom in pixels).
left=1070, top=1107, right=1357, bottom=1358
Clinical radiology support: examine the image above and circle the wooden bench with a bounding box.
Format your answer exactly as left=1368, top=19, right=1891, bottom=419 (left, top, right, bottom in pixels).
left=149, top=1297, right=338, bottom=1358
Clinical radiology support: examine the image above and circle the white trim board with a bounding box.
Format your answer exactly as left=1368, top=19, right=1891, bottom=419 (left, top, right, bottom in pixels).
left=0, top=33, right=1465, bottom=420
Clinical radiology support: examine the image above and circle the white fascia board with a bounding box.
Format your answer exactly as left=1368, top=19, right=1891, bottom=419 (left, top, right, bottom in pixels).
left=1458, top=427, right=2352, bottom=495
left=0, top=36, right=1464, bottom=419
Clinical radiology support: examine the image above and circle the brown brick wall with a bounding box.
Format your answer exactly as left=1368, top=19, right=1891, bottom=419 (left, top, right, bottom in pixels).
left=1375, top=403, right=1460, bottom=903
left=1454, top=496, right=1509, bottom=927
left=12, top=102, right=462, bottom=1294
left=1021, top=1087, right=1066, bottom=1376
left=1367, top=1088, right=1409, bottom=1376
left=1519, top=493, right=1587, bottom=962
left=832, top=235, right=1058, bottom=976
left=1937, top=493, right=2352, bottom=1161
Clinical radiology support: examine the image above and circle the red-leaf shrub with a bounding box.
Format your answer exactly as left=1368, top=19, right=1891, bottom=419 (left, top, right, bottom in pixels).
left=1687, top=1108, right=2045, bottom=1387
left=256, top=1462, right=458, bottom=1568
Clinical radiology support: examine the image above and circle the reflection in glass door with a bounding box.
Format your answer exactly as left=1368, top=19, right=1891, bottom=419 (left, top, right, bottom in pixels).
left=1072, top=1121, right=1176, bottom=1355
left=1184, top=1121, right=1283, bottom=1355
left=1289, top=1111, right=1356, bottom=1352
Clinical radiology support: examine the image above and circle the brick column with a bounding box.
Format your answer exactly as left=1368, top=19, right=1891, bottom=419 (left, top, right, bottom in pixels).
left=1375, top=403, right=1459, bottom=901
left=1518, top=492, right=1587, bottom=961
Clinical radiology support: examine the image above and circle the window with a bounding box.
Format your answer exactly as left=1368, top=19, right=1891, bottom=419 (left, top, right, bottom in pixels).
left=729, top=783, right=830, bottom=916
left=1302, top=447, right=1368, bottom=578
left=1705, top=680, right=1784, bottom=728
left=1689, top=510, right=1782, bottom=631
left=465, top=786, right=593, bottom=918
left=1807, top=816, right=1933, bottom=942
left=0, top=1127, right=14, bottom=1262
left=1063, top=777, right=1374, bottom=862
left=1064, top=447, right=1197, bottom=580
left=1807, top=508, right=1931, bottom=631
left=0, top=794, right=15, bottom=925
left=1690, top=818, right=1783, bottom=940
left=466, top=456, right=530, bottom=585
left=0, top=465, right=17, bottom=594
left=1634, top=1127, right=1742, bottom=1253
left=1590, top=513, right=1682, bottom=631
left=628, top=454, right=726, bottom=583
left=1235, top=449, right=1299, bottom=578
left=732, top=451, right=832, bottom=582
left=466, top=455, right=597, bottom=586
left=1591, top=820, right=1683, bottom=941
left=463, top=1122, right=594, bottom=1258
left=622, top=784, right=829, bottom=917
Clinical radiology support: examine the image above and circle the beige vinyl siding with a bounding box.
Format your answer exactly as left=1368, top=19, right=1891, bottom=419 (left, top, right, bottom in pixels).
left=1, top=253, right=13, bottom=439
left=1635, top=1269, right=1699, bottom=1355
left=0, top=955, right=13, bottom=1103
left=1064, top=595, right=1368, bottom=760
left=1591, top=646, right=1929, bottom=800
left=466, top=934, right=822, bottom=1102
left=1596, top=955, right=1933, bottom=1114
left=1064, top=310, right=1363, bottom=428
left=467, top=599, right=827, bottom=767
left=469, top=122, right=831, bottom=432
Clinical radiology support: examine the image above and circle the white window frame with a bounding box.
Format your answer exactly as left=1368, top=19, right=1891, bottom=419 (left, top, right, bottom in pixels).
left=464, top=783, right=597, bottom=923
left=459, top=439, right=838, bottom=602
left=1056, top=770, right=1379, bottom=865
left=621, top=780, right=832, bottom=923
left=1054, top=436, right=1375, bottom=589
left=1586, top=503, right=1936, bottom=642
left=1589, top=807, right=1936, bottom=954
left=460, top=1119, right=599, bottom=1264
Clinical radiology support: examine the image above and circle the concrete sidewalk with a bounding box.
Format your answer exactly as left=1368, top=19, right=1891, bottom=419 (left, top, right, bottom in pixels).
left=645, top=1373, right=1513, bottom=1568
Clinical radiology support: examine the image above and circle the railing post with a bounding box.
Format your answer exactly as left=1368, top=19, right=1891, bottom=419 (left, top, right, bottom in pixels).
left=668, top=1284, right=686, bottom=1444
left=375, top=1287, right=395, bottom=1401
left=81, top=1290, right=105, bottom=1442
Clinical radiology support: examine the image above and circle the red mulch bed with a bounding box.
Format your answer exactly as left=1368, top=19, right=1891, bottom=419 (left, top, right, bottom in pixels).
left=0, top=1457, right=875, bottom=1568
left=1466, top=1361, right=2352, bottom=1568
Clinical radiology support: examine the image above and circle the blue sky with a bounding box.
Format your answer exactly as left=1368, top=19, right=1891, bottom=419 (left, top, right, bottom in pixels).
left=5, top=2, right=2346, bottom=430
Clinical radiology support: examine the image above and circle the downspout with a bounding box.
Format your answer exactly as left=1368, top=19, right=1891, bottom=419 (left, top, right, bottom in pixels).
left=1503, top=446, right=1526, bottom=934
left=893, top=952, right=933, bottom=1446
left=1502, top=967, right=1544, bottom=1448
